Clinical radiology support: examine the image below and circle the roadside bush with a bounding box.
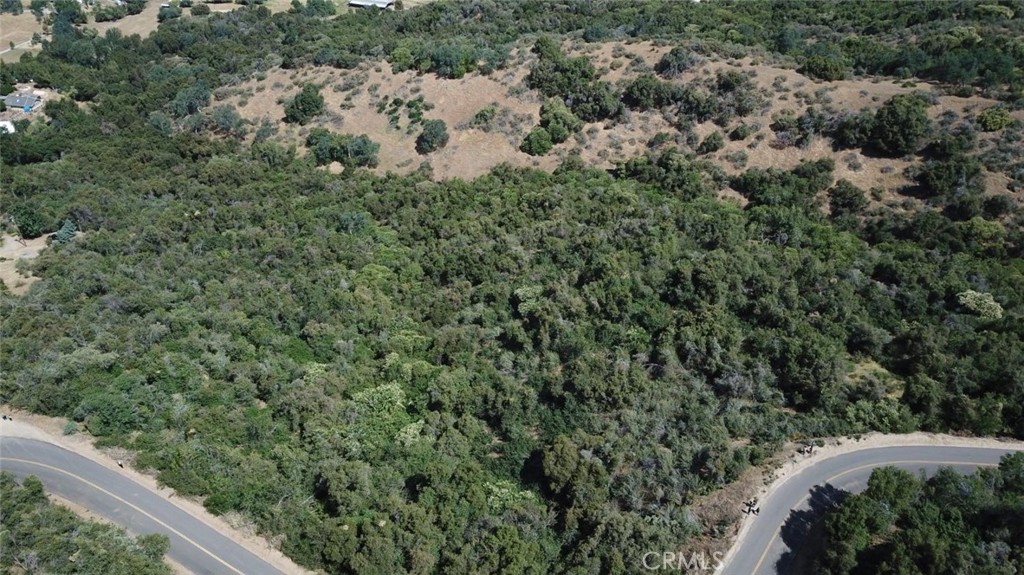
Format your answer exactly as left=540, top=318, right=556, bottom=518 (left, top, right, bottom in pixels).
left=415, top=119, right=448, bottom=154
left=191, top=3, right=210, bottom=14
left=0, top=0, right=24, bottom=14
left=11, top=205, right=47, bottom=239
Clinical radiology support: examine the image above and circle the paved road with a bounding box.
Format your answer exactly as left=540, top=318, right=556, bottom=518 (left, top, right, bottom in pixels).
left=0, top=437, right=285, bottom=575
left=722, top=445, right=1018, bottom=575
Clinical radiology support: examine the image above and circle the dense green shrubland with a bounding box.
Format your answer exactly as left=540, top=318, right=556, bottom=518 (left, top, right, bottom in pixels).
left=2, top=1, right=1024, bottom=573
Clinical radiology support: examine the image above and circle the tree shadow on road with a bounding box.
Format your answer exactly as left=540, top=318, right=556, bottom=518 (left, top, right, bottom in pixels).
left=774, top=483, right=849, bottom=574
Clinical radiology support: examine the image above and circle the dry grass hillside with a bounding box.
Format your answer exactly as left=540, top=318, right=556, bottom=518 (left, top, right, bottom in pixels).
left=217, top=38, right=1023, bottom=213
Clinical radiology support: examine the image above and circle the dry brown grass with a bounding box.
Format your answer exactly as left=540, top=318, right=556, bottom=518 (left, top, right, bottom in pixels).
left=0, top=1, right=40, bottom=49
left=213, top=38, right=1021, bottom=206
left=0, top=234, right=47, bottom=295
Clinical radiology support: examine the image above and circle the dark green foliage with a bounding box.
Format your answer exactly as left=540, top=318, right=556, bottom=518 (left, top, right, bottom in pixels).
left=801, top=54, right=847, bottom=81
left=1, top=0, right=24, bottom=14
left=655, top=46, right=700, bottom=79
left=832, top=111, right=876, bottom=149
left=526, top=37, right=621, bottom=122
left=819, top=456, right=1024, bottom=575
left=622, top=73, right=681, bottom=111
left=211, top=105, right=247, bottom=138
left=918, top=153, right=983, bottom=200
left=302, top=0, right=335, bottom=17
left=729, top=123, right=754, bottom=141
left=520, top=127, right=553, bottom=155
left=94, top=4, right=128, bottom=21
left=415, top=119, right=448, bottom=154
left=0, top=473, right=173, bottom=575
left=157, top=4, right=181, bottom=21
left=697, top=131, right=724, bottom=155
left=827, top=180, right=868, bottom=219
left=11, top=204, right=48, bottom=239
left=191, top=2, right=210, bottom=15
left=305, top=128, right=379, bottom=168
left=538, top=98, right=582, bottom=144
left=2, top=3, right=1024, bottom=574
left=470, top=104, right=497, bottom=129
left=284, top=84, right=324, bottom=125
left=872, top=94, right=932, bottom=157
left=169, top=83, right=211, bottom=118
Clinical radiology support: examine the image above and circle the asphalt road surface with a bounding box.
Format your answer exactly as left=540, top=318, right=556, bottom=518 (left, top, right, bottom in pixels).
left=723, top=445, right=1017, bottom=575
left=0, top=436, right=286, bottom=575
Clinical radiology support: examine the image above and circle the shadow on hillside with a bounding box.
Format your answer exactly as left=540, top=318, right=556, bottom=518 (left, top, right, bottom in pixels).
left=774, top=483, right=849, bottom=575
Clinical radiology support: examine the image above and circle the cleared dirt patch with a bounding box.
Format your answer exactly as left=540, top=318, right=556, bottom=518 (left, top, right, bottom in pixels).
left=0, top=234, right=47, bottom=295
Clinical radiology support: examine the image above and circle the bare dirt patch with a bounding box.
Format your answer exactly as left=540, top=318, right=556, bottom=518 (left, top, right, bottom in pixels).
left=0, top=234, right=47, bottom=295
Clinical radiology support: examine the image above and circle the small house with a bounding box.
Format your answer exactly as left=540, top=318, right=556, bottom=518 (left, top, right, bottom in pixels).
left=4, top=93, right=40, bottom=112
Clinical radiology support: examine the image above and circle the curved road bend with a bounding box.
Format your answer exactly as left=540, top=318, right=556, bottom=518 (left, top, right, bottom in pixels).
left=0, top=437, right=285, bottom=575
left=722, top=445, right=1020, bottom=575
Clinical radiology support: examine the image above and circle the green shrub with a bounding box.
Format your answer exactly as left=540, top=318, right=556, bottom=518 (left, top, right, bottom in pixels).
left=697, top=131, right=725, bottom=154
left=157, top=5, right=181, bottom=21
left=801, top=55, right=848, bottom=81
left=470, top=104, right=497, bottom=129
left=284, top=84, right=324, bottom=125
left=0, top=0, right=24, bottom=14
left=306, top=128, right=379, bottom=168
left=521, top=127, right=553, bottom=156
left=729, top=123, right=754, bottom=141
left=415, top=119, right=449, bottom=154
left=622, top=73, right=680, bottom=111
left=872, top=94, right=931, bottom=156
left=539, top=98, right=582, bottom=144
left=833, top=110, right=876, bottom=149
left=828, top=179, right=868, bottom=218
left=12, top=205, right=47, bottom=239
left=655, top=47, right=700, bottom=78
left=93, top=4, right=127, bottom=21
left=977, top=107, right=1012, bottom=132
